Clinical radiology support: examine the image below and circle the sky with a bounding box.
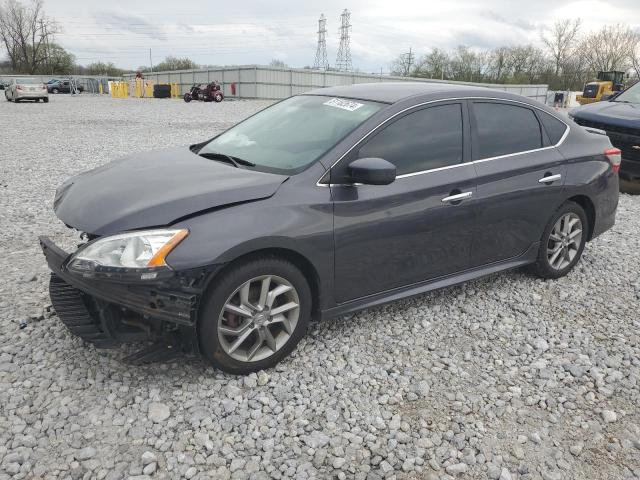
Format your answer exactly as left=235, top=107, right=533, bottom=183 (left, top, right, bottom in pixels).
left=44, top=0, right=640, bottom=73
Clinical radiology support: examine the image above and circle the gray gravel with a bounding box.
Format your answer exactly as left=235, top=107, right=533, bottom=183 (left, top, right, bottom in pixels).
left=1, top=95, right=640, bottom=479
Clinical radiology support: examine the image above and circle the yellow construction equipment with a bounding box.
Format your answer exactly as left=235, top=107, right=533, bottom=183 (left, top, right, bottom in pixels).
left=576, top=71, right=626, bottom=105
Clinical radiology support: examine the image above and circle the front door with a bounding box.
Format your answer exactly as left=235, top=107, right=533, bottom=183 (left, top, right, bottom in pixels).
left=330, top=101, right=477, bottom=303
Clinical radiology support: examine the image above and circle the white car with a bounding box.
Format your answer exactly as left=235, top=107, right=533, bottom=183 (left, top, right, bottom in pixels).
left=5, top=77, right=49, bottom=103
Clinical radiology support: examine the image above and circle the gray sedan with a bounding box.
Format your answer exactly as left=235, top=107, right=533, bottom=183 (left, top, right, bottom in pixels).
left=5, top=77, right=49, bottom=103
left=41, top=83, right=620, bottom=374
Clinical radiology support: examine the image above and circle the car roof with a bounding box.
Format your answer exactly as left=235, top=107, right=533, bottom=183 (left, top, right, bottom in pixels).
left=303, top=82, right=518, bottom=104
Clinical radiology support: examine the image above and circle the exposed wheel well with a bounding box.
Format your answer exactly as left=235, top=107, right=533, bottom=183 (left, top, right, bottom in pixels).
left=567, top=195, right=595, bottom=240
left=205, top=248, right=322, bottom=321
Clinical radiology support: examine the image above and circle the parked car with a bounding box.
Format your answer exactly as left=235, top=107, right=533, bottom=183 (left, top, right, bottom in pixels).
left=570, top=81, right=640, bottom=183
left=47, top=79, right=84, bottom=94
left=5, top=77, right=48, bottom=102
left=40, top=83, right=620, bottom=374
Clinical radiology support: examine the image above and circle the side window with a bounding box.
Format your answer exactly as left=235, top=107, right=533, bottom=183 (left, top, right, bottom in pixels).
left=538, top=111, right=567, bottom=145
left=357, top=103, right=463, bottom=176
left=473, top=102, right=542, bottom=159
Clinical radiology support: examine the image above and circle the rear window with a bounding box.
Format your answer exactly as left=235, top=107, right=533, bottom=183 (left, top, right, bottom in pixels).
left=15, top=78, right=39, bottom=84
left=473, top=102, right=543, bottom=159
left=538, top=112, right=567, bottom=145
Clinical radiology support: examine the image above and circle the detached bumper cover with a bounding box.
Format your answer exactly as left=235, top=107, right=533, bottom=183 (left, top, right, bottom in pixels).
left=40, top=236, right=210, bottom=326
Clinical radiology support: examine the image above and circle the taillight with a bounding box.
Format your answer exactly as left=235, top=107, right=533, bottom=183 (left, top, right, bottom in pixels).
left=605, top=148, right=622, bottom=173
left=16, top=85, right=22, bottom=90
left=41, top=84, right=47, bottom=90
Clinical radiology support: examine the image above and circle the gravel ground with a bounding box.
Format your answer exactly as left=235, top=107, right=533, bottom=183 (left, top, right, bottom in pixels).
left=1, top=95, right=639, bottom=480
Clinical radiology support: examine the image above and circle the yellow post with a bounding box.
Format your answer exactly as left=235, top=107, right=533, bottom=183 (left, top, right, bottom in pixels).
left=99, top=82, right=104, bottom=95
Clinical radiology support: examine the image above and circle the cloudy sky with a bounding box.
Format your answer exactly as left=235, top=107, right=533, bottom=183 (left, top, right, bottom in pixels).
left=46, top=0, right=640, bottom=72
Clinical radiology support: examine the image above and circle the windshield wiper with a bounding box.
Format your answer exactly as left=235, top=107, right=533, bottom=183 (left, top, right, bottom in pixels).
left=198, top=151, right=255, bottom=168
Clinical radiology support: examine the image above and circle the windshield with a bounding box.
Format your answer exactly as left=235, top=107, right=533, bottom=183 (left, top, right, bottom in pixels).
left=15, top=78, right=40, bottom=84
left=613, top=82, right=640, bottom=104
left=583, top=84, right=598, bottom=98
left=199, top=95, right=382, bottom=174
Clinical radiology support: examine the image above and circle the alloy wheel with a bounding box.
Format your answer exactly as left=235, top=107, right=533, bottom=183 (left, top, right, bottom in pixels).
left=547, top=212, right=583, bottom=270
left=217, top=275, right=300, bottom=362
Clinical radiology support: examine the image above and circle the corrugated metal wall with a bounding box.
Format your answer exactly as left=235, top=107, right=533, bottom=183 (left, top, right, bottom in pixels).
left=124, top=65, right=549, bottom=103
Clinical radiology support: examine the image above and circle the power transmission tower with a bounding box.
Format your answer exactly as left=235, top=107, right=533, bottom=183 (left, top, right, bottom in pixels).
left=313, top=14, right=329, bottom=70
left=335, top=9, right=352, bottom=71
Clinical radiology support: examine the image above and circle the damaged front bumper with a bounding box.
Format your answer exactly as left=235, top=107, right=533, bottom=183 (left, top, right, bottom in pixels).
left=40, top=236, right=219, bottom=347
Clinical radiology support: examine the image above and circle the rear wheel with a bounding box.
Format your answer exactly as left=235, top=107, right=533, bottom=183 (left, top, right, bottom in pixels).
left=531, top=202, right=588, bottom=279
left=43, top=97, right=49, bottom=103
left=199, top=257, right=311, bottom=375
left=52, top=88, right=59, bottom=94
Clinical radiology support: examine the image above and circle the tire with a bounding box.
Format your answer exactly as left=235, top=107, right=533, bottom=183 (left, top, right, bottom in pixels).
left=199, top=256, right=312, bottom=375
left=43, top=97, right=49, bottom=103
left=214, top=93, right=223, bottom=102
left=183, top=94, right=192, bottom=103
left=52, top=88, right=59, bottom=94
left=530, top=201, right=588, bottom=279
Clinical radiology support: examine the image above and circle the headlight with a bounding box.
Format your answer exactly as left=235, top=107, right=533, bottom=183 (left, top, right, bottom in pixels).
left=68, top=229, right=188, bottom=271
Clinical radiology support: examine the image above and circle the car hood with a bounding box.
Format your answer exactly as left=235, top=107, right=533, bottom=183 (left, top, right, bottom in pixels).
left=572, top=101, right=640, bottom=129
left=54, top=146, right=288, bottom=235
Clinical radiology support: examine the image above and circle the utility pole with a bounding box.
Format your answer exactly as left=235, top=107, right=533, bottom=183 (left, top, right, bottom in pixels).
left=402, top=47, right=414, bottom=76
left=149, top=48, right=153, bottom=72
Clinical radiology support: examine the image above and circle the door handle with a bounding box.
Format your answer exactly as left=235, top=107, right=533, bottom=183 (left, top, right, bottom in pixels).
left=441, top=191, right=473, bottom=203
left=538, top=173, right=562, bottom=184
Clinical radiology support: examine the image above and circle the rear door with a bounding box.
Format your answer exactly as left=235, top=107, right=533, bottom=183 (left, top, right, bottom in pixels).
left=331, top=101, right=477, bottom=302
left=469, top=100, right=568, bottom=266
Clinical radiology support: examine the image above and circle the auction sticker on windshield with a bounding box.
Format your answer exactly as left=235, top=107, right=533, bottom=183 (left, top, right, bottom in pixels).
left=323, top=98, right=364, bottom=112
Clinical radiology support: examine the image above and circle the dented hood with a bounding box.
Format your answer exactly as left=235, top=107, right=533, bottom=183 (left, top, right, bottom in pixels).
left=54, top=146, right=288, bottom=235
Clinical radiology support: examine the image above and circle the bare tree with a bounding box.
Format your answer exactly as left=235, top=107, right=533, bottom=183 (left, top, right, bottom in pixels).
left=269, top=59, right=287, bottom=68
left=581, top=24, right=637, bottom=72
left=487, top=47, right=509, bottom=83
left=542, top=19, right=582, bottom=77
left=0, top=0, right=57, bottom=73
left=413, top=48, right=449, bottom=79
left=631, top=39, right=640, bottom=79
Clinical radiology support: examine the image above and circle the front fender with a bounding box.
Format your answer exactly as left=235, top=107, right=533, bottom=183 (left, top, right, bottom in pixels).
left=165, top=178, right=335, bottom=308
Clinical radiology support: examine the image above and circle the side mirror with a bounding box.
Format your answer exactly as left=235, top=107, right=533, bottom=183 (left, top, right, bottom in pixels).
left=348, top=157, right=396, bottom=185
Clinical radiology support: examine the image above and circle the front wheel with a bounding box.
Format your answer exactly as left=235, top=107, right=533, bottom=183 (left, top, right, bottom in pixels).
left=52, top=88, right=59, bottom=94
left=199, top=257, right=311, bottom=375
left=214, top=93, right=223, bottom=102
left=531, top=202, right=588, bottom=279
left=183, top=94, right=192, bottom=102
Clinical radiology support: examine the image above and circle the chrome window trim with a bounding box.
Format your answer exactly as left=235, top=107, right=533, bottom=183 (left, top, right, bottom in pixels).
left=316, top=96, right=570, bottom=187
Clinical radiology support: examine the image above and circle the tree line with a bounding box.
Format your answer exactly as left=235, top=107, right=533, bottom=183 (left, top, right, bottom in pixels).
left=391, top=20, right=640, bottom=90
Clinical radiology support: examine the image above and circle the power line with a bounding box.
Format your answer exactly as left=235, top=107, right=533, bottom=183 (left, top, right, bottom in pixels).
left=313, top=14, right=328, bottom=70
left=335, top=9, right=352, bottom=72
